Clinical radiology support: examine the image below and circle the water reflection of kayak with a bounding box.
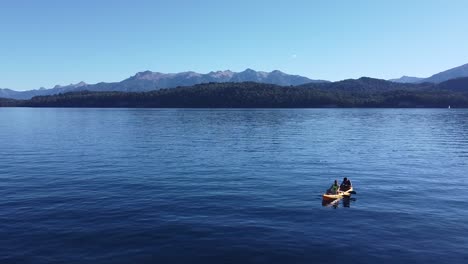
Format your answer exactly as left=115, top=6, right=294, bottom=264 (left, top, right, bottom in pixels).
left=322, top=187, right=354, bottom=203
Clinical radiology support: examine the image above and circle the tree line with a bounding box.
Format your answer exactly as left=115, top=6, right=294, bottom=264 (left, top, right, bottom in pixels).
left=1, top=80, right=468, bottom=108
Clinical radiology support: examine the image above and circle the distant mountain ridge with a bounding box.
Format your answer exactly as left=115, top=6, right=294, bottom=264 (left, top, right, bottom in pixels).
left=0, top=82, right=90, bottom=100
left=3, top=63, right=468, bottom=100
left=0, top=69, right=327, bottom=100
left=390, top=63, right=468, bottom=84
left=3, top=77, right=468, bottom=108
left=389, top=76, right=425, bottom=84
left=424, top=63, right=468, bottom=83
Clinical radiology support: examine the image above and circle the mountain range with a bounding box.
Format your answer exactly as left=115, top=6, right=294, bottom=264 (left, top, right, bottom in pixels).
left=389, top=63, right=468, bottom=83
left=3, top=76, right=468, bottom=108
left=0, top=69, right=326, bottom=100
left=2, top=63, right=468, bottom=100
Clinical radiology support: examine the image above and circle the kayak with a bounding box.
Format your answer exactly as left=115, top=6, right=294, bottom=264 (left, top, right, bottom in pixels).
left=322, top=187, right=353, bottom=202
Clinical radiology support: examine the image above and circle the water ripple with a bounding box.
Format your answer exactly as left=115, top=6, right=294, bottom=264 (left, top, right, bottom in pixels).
left=1, top=108, right=467, bottom=263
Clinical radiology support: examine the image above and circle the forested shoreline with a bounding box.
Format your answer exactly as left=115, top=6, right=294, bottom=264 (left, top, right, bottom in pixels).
left=1, top=79, right=468, bottom=108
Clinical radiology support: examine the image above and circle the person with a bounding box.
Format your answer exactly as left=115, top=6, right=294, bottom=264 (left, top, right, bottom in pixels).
left=340, top=177, right=352, bottom=191
left=327, top=180, right=340, bottom=194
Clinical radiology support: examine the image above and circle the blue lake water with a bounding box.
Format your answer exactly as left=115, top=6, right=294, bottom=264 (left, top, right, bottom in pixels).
left=1, top=108, right=467, bottom=263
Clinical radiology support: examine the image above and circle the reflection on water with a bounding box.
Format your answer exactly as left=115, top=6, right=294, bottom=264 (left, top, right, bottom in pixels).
left=322, top=197, right=356, bottom=208
left=343, top=197, right=356, bottom=208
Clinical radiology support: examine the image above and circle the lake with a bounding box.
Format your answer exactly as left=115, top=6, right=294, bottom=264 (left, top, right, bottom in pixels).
left=1, top=108, right=467, bottom=263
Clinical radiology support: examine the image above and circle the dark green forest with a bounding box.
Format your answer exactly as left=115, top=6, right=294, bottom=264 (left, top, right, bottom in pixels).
left=2, top=78, right=468, bottom=108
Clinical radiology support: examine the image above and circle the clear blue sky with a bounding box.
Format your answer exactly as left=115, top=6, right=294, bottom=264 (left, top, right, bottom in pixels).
left=1, top=0, right=468, bottom=90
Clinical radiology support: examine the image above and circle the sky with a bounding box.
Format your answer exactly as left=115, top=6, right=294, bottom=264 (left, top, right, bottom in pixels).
left=1, top=0, right=468, bottom=90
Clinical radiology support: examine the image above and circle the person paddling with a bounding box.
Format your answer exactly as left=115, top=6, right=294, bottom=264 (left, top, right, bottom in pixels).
left=327, top=180, right=340, bottom=194
left=340, top=177, right=352, bottom=191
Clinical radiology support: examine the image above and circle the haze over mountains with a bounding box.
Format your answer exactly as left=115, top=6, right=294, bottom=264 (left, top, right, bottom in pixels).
left=390, top=63, right=468, bottom=83
left=0, top=69, right=326, bottom=100
left=2, top=63, right=468, bottom=100
left=3, top=76, right=468, bottom=108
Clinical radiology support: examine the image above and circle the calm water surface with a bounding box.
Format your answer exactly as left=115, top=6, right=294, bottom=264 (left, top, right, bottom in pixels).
left=1, top=108, right=467, bottom=263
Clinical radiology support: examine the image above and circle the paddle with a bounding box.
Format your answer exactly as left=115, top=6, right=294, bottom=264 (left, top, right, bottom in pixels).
left=341, top=190, right=356, bottom=197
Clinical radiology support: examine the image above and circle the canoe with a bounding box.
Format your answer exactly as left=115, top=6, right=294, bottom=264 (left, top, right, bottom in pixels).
left=322, top=187, right=353, bottom=202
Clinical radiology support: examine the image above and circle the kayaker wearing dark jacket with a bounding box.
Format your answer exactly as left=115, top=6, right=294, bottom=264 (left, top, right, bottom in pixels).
left=327, top=180, right=339, bottom=194
left=340, top=177, right=352, bottom=191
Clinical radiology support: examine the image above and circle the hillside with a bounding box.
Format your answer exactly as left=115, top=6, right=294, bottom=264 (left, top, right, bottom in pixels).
left=3, top=78, right=468, bottom=108
left=0, top=69, right=326, bottom=100
left=389, top=63, right=468, bottom=84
